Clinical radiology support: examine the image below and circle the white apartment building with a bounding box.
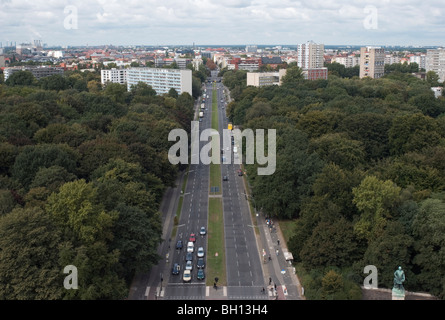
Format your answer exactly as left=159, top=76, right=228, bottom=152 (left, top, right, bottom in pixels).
left=126, top=67, right=192, bottom=96
left=409, top=55, right=426, bottom=70
left=297, top=41, right=324, bottom=69
left=246, top=69, right=287, bottom=87
left=384, top=55, right=401, bottom=65
left=101, top=68, right=127, bottom=85
left=332, top=55, right=360, bottom=68
left=426, top=48, right=445, bottom=83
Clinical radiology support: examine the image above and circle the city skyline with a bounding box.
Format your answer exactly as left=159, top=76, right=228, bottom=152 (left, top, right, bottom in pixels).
left=1, top=0, right=445, bottom=47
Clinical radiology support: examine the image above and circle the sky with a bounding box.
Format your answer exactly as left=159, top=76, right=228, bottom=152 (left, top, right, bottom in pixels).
left=0, top=0, right=444, bottom=47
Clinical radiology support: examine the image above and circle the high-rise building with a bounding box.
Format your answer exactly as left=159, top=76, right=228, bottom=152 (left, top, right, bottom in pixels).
left=359, top=46, right=385, bottom=79
left=126, top=67, right=192, bottom=96
left=297, top=41, right=324, bottom=69
left=426, top=48, right=445, bottom=83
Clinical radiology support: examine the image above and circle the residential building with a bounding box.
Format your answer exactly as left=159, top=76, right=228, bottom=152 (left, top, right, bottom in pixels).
left=175, top=58, right=192, bottom=70
left=4, top=66, right=64, bottom=81
left=384, top=54, right=401, bottom=65
left=246, top=69, right=287, bottom=87
left=297, top=41, right=324, bottom=69
left=302, top=67, right=328, bottom=80
left=126, top=67, right=192, bottom=95
left=332, top=55, right=360, bottom=68
left=426, top=48, right=445, bottom=83
left=246, top=45, right=258, bottom=53
left=359, top=46, right=385, bottom=79
left=0, top=55, right=5, bottom=68
left=101, top=68, right=127, bottom=85
left=409, top=54, right=426, bottom=70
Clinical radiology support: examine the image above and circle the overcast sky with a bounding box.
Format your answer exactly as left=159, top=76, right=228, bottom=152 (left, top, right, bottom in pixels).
left=1, top=0, right=444, bottom=47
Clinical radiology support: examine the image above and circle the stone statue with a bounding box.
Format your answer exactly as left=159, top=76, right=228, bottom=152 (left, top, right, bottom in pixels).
left=393, top=266, right=405, bottom=293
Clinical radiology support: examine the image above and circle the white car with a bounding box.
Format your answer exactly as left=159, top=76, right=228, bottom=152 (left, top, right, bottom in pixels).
left=185, top=260, right=193, bottom=270
left=187, top=241, right=194, bottom=253
left=197, top=247, right=205, bottom=258
left=183, top=270, right=191, bottom=282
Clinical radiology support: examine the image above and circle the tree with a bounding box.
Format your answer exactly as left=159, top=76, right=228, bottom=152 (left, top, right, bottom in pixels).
left=300, top=218, right=361, bottom=269
left=281, top=65, right=304, bottom=85
left=11, top=143, right=78, bottom=189
left=352, top=176, right=401, bottom=242
left=321, top=270, right=344, bottom=299
left=412, top=198, right=445, bottom=298
left=426, top=70, right=440, bottom=87
left=388, top=113, right=441, bottom=156
left=5, top=70, right=36, bottom=86
left=0, top=207, right=63, bottom=299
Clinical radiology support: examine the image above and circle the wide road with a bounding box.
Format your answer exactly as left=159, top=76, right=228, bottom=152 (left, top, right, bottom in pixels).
left=162, top=79, right=212, bottom=300
left=163, top=70, right=266, bottom=300
left=215, top=73, right=267, bottom=300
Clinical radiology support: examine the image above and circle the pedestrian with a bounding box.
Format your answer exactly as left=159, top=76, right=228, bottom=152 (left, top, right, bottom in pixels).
left=276, top=249, right=279, bottom=256
left=269, top=277, right=272, bottom=285
left=277, top=240, right=280, bottom=246
left=268, top=255, right=271, bottom=261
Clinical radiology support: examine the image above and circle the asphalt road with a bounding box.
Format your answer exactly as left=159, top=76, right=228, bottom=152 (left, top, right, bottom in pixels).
left=215, top=77, right=267, bottom=300
left=152, top=70, right=267, bottom=300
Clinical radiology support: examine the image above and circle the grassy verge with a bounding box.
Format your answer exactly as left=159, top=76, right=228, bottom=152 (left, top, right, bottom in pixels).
left=206, top=197, right=226, bottom=286
left=171, top=169, right=189, bottom=239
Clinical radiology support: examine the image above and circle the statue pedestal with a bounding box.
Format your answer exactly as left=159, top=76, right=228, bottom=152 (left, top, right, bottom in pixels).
left=392, top=288, right=405, bottom=300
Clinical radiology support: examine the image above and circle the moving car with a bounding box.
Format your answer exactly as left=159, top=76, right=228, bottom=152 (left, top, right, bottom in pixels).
left=172, top=263, right=180, bottom=275
left=197, top=247, right=205, bottom=258
left=185, top=260, right=193, bottom=270
left=176, top=240, right=183, bottom=250
left=189, top=233, right=196, bottom=242
left=200, top=226, right=206, bottom=236
left=187, top=241, right=194, bottom=253
left=186, top=252, right=193, bottom=261
left=223, top=175, right=228, bottom=181
left=183, top=270, right=192, bottom=282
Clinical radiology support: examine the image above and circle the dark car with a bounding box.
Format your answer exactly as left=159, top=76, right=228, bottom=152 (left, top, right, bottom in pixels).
left=172, top=263, right=180, bottom=275
left=197, top=258, right=205, bottom=269
left=176, top=240, right=183, bottom=250
left=186, top=252, right=193, bottom=261
left=223, top=175, right=228, bottom=181
left=197, top=269, right=205, bottom=280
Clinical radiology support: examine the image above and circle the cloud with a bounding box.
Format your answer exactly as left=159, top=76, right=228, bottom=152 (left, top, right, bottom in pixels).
left=0, top=0, right=444, bottom=46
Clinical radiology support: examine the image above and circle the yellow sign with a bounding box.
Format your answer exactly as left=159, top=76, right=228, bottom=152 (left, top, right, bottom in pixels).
left=228, top=123, right=233, bottom=130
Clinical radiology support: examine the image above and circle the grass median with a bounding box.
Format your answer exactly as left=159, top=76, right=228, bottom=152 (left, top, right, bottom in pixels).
left=206, top=197, right=226, bottom=286
left=206, top=82, right=226, bottom=286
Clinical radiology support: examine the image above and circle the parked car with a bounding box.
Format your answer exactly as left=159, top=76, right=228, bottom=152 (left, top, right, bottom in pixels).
left=223, top=175, right=228, bottom=181
left=197, top=258, right=205, bottom=269
left=197, top=269, right=205, bottom=280
left=238, top=169, right=243, bottom=176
